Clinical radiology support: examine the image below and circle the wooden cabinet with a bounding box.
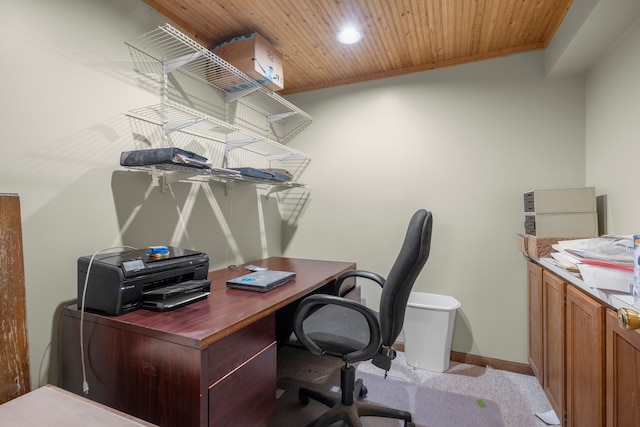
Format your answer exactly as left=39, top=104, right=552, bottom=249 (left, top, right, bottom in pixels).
left=565, top=285, right=604, bottom=427
left=542, top=269, right=565, bottom=422
left=605, top=308, right=640, bottom=427
left=528, top=261, right=544, bottom=383
left=528, top=261, right=625, bottom=427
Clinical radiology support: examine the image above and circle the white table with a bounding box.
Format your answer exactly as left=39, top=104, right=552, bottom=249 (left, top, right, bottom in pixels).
left=0, top=385, right=156, bottom=426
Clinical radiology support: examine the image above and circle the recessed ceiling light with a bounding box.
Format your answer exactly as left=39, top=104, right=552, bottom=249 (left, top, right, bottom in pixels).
left=337, top=27, right=363, bottom=44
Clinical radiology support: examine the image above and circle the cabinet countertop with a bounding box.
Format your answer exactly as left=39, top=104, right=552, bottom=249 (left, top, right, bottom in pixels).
left=537, top=257, right=638, bottom=311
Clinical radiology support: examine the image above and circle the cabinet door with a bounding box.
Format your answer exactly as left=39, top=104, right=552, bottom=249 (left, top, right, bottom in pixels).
left=543, top=270, right=565, bottom=425
left=606, top=309, right=640, bottom=427
left=565, top=286, right=604, bottom=427
left=528, top=261, right=544, bottom=384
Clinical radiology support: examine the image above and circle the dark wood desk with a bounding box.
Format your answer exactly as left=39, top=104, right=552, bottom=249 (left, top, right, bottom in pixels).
left=59, top=257, right=355, bottom=426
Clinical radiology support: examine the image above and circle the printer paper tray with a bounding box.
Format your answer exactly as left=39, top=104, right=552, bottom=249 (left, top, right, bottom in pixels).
left=141, top=278, right=211, bottom=311
left=142, top=279, right=211, bottom=300
left=142, top=290, right=209, bottom=312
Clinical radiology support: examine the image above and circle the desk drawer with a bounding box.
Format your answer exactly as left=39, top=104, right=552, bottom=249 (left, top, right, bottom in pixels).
left=205, top=314, right=275, bottom=385
left=208, top=342, right=277, bottom=426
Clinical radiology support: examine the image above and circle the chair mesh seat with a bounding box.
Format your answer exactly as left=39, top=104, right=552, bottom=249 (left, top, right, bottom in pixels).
left=302, top=304, right=378, bottom=356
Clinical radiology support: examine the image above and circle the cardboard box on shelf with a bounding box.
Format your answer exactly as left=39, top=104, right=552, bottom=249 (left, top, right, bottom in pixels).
left=517, top=233, right=527, bottom=253
left=210, top=32, right=284, bottom=92
left=517, top=233, right=568, bottom=259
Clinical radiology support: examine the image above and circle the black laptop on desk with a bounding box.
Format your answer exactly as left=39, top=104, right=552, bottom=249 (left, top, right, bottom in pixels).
left=226, top=270, right=296, bottom=292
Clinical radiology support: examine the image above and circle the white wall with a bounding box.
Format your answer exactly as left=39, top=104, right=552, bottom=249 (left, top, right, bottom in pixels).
left=6, top=0, right=637, bottom=389
left=285, top=52, right=586, bottom=364
left=1, top=0, right=286, bottom=389
left=586, top=16, right=640, bottom=234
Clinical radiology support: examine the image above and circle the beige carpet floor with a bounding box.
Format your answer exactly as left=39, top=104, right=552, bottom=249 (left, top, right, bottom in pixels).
left=274, top=346, right=555, bottom=427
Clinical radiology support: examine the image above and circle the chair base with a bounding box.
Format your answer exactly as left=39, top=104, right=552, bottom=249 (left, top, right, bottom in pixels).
left=298, top=364, right=415, bottom=427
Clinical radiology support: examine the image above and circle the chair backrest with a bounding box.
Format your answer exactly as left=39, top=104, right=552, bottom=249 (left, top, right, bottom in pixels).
left=378, top=209, right=433, bottom=346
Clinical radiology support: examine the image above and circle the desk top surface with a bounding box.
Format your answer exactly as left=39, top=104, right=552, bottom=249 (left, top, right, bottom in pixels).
left=0, top=385, right=155, bottom=426
left=64, top=257, right=355, bottom=349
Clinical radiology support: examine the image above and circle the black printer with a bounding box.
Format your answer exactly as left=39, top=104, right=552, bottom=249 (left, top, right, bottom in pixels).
left=77, top=247, right=210, bottom=315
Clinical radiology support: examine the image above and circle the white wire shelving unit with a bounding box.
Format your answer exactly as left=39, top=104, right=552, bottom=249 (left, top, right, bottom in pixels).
left=123, top=24, right=312, bottom=193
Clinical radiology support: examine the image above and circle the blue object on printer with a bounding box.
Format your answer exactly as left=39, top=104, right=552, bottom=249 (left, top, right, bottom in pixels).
left=77, top=247, right=210, bottom=315
left=146, top=245, right=169, bottom=255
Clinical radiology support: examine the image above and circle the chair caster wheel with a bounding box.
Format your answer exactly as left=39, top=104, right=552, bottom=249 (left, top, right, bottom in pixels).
left=359, top=385, right=368, bottom=398
left=355, top=379, right=367, bottom=399
left=298, top=390, right=310, bottom=406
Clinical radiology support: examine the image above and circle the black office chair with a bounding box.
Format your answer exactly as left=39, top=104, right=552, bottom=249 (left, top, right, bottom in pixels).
left=292, top=209, right=433, bottom=427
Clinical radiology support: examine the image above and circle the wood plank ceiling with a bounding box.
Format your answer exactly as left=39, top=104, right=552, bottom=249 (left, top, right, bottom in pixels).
left=144, top=0, right=573, bottom=95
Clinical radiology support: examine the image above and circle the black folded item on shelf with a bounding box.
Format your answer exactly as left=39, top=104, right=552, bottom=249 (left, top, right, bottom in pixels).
left=120, top=147, right=212, bottom=169
left=230, top=167, right=292, bottom=182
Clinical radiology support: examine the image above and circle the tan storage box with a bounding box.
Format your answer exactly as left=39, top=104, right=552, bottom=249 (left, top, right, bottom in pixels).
left=517, top=233, right=566, bottom=259
left=211, top=32, right=284, bottom=91
left=524, top=212, right=598, bottom=238
left=524, top=187, right=596, bottom=213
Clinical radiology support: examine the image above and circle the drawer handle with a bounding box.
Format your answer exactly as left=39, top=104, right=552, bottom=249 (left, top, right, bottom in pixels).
left=617, top=308, right=640, bottom=330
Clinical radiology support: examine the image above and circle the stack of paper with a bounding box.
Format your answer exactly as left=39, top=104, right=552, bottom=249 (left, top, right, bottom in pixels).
left=563, top=236, right=633, bottom=265
left=550, top=251, right=581, bottom=271
left=551, top=236, right=635, bottom=293
left=550, top=236, right=633, bottom=269
left=550, top=239, right=590, bottom=271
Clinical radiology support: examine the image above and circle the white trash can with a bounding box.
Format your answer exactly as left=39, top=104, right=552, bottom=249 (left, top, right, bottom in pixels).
left=403, top=292, right=461, bottom=372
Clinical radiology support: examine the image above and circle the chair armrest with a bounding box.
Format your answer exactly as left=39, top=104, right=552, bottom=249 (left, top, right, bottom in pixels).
left=334, top=269, right=386, bottom=296
left=293, top=294, right=382, bottom=363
